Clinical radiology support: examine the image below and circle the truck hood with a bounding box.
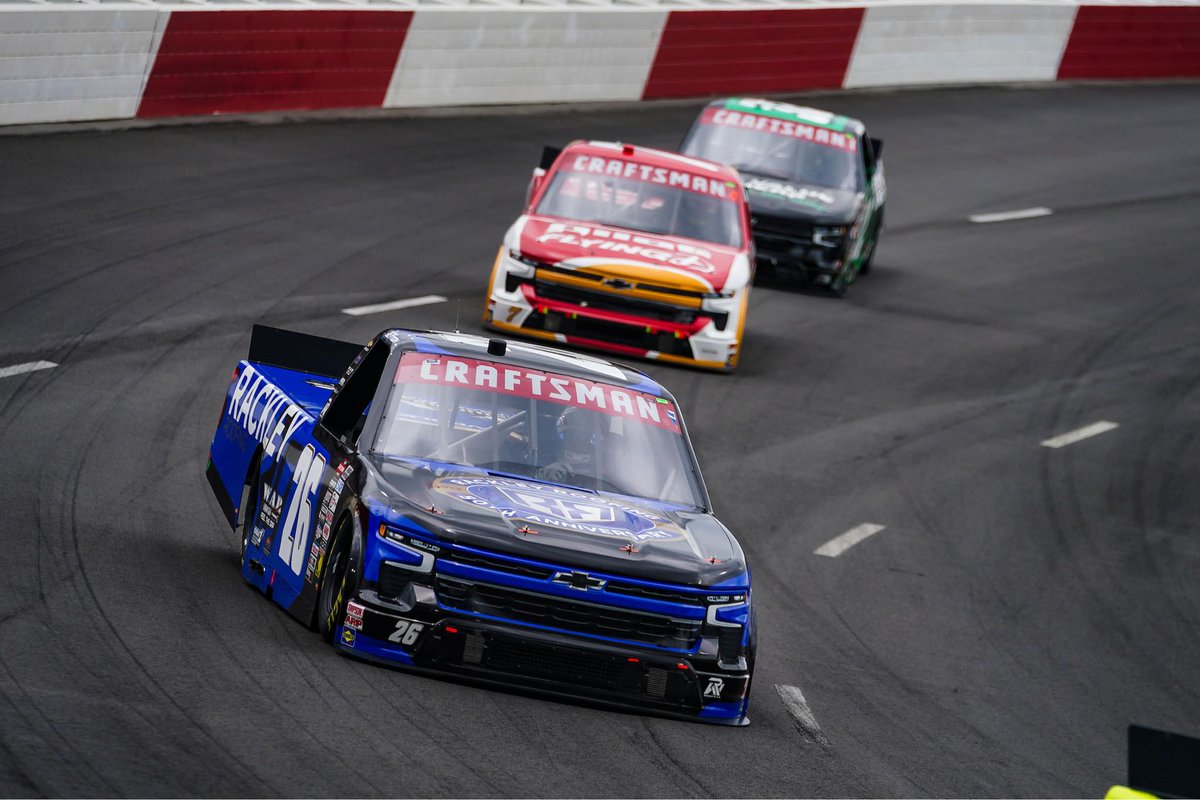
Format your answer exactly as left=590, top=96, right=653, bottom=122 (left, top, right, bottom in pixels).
left=365, top=455, right=747, bottom=587
left=515, top=215, right=747, bottom=295
left=740, top=174, right=861, bottom=225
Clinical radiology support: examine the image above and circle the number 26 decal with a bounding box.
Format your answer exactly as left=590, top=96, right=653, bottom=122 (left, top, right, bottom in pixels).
left=278, top=444, right=327, bottom=575
left=388, top=619, right=425, bottom=646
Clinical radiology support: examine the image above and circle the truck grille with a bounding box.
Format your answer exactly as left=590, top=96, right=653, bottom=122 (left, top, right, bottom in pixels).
left=751, top=213, right=813, bottom=251
left=524, top=311, right=695, bottom=357
left=534, top=279, right=697, bottom=324
left=437, top=576, right=701, bottom=649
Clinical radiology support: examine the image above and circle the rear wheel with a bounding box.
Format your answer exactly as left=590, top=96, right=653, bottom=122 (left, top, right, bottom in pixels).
left=237, top=470, right=260, bottom=565
left=316, top=516, right=355, bottom=640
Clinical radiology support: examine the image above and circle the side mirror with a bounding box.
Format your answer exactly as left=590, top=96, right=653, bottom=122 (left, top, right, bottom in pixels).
left=869, top=137, right=884, bottom=161
left=539, top=145, right=562, bottom=171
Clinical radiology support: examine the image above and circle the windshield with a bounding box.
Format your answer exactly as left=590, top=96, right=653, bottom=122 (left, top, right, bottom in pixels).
left=374, top=352, right=705, bottom=508
left=536, top=160, right=743, bottom=248
left=684, top=108, right=862, bottom=191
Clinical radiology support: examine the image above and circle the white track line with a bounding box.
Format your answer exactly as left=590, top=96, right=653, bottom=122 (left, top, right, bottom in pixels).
left=0, top=360, right=57, bottom=380
left=1041, top=421, right=1119, bottom=449
left=342, top=294, right=447, bottom=317
left=814, top=523, right=886, bottom=558
left=776, top=684, right=830, bottom=746
left=968, top=207, right=1052, bottom=224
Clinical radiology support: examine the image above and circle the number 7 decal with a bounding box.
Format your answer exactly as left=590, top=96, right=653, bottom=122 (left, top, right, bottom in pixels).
left=278, top=444, right=327, bottom=575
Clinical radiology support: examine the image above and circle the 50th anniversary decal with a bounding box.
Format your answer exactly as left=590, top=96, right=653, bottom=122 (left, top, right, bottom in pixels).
left=432, top=477, right=685, bottom=543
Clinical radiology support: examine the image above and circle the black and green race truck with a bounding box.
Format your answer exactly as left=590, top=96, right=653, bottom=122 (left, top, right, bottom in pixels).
left=680, top=97, right=886, bottom=297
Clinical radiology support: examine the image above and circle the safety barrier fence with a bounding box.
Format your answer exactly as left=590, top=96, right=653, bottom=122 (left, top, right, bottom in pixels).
left=1, top=0, right=1197, bottom=126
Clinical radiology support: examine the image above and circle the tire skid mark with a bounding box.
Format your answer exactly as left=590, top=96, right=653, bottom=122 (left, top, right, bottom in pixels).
left=0, top=654, right=119, bottom=795
left=60, top=323, right=276, bottom=794
left=639, top=718, right=711, bottom=797
left=1034, top=297, right=1200, bottom=706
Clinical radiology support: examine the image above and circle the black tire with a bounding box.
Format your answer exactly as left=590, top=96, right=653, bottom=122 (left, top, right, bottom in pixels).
left=828, top=269, right=849, bottom=298
left=859, top=214, right=883, bottom=276
left=316, top=516, right=357, bottom=640
left=237, top=470, right=260, bottom=565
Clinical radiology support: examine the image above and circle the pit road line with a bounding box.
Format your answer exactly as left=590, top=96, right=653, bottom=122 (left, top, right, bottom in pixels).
left=342, top=295, right=447, bottom=316
left=0, top=361, right=57, bottom=380
left=1041, top=421, right=1119, bottom=449
left=814, top=523, right=886, bottom=558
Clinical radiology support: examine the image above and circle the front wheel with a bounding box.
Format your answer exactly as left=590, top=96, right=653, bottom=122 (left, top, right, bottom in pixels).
left=828, top=269, right=849, bottom=298
left=316, top=516, right=357, bottom=640
left=858, top=214, right=882, bottom=276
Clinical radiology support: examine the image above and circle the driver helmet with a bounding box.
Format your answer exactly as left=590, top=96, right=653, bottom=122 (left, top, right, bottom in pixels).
left=556, top=406, right=603, bottom=465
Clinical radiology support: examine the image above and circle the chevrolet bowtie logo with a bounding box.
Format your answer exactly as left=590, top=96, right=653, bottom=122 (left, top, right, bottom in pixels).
left=552, top=571, right=606, bottom=591
left=602, top=278, right=633, bottom=290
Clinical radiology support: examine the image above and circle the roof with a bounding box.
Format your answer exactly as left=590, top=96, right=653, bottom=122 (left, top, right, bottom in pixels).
left=560, top=139, right=742, bottom=184
left=384, top=328, right=668, bottom=398
left=706, top=97, right=867, bottom=137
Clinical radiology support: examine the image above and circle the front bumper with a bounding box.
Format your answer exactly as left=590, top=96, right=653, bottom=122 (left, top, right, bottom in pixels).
left=484, top=259, right=744, bottom=372
left=337, top=590, right=752, bottom=725
left=750, top=217, right=849, bottom=285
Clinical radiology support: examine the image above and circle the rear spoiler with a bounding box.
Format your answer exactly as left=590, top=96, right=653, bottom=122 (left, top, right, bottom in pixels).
left=1122, top=724, right=1200, bottom=798
left=248, top=324, right=363, bottom=379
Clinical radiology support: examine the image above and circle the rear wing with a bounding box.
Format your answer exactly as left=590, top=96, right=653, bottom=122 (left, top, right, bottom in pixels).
left=248, top=324, right=362, bottom=379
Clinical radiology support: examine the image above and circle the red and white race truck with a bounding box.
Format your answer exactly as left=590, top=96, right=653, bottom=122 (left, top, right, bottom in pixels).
left=485, top=141, right=754, bottom=372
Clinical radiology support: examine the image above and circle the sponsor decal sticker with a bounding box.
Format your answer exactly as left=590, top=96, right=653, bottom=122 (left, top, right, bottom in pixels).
left=346, top=616, right=363, bottom=631
left=306, top=460, right=354, bottom=583
left=398, top=354, right=681, bottom=434
left=742, top=178, right=835, bottom=210
left=341, top=627, right=357, bottom=647
left=226, top=365, right=312, bottom=459
left=432, top=477, right=686, bottom=542
left=704, top=677, right=725, bottom=699
left=257, top=484, right=283, bottom=531
left=346, top=601, right=365, bottom=620
left=567, top=155, right=733, bottom=199
left=703, top=106, right=856, bottom=152
left=534, top=222, right=718, bottom=274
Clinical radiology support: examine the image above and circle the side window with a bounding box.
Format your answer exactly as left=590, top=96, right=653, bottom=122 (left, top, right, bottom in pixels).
left=322, top=344, right=389, bottom=444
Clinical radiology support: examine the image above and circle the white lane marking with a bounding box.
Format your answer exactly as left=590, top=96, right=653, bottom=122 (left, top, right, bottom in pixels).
left=814, top=523, right=886, bottom=558
left=341, top=294, right=447, bottom=317
left=1041, top=420, right=1119, bottom=449
left=776, top=684, right=830, bottom=746
left=0, top=360, right=57, bottom=380
left=968, top=207, right=1053, bottom=224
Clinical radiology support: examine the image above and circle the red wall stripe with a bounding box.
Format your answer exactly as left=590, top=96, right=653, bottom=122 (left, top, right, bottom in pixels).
left=1058, top=6, right=1200, bottom=80
left=642, top=9, right=864, bottom=100
left=138, top=10, right=412, bottom=118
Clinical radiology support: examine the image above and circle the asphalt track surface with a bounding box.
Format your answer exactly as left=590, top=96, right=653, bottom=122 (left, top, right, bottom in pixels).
left=2, top=84, right=1199, bottom=798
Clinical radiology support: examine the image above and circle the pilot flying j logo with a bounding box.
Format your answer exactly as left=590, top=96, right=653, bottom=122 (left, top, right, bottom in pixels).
left=534, top=223, right=718, bottom=275
left=432, top=477, right=686, bottom=543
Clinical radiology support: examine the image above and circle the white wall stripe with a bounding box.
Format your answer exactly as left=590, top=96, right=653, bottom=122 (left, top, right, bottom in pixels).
left=342, top=294, right=447, bottom=316
left=1041, top=421, right=1119, bottom=449
left=814, top=523, right=886, bottom=558
left=0, top=360, right=57, bottom=379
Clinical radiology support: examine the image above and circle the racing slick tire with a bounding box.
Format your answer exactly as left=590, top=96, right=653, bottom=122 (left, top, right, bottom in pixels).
left=237, top=458, right=261, bottom=564
left=316, top=513, right=360, bottom=640
left=829, top=268, right=850, bottom=298
left=859, top=214, right=883, bottom=276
